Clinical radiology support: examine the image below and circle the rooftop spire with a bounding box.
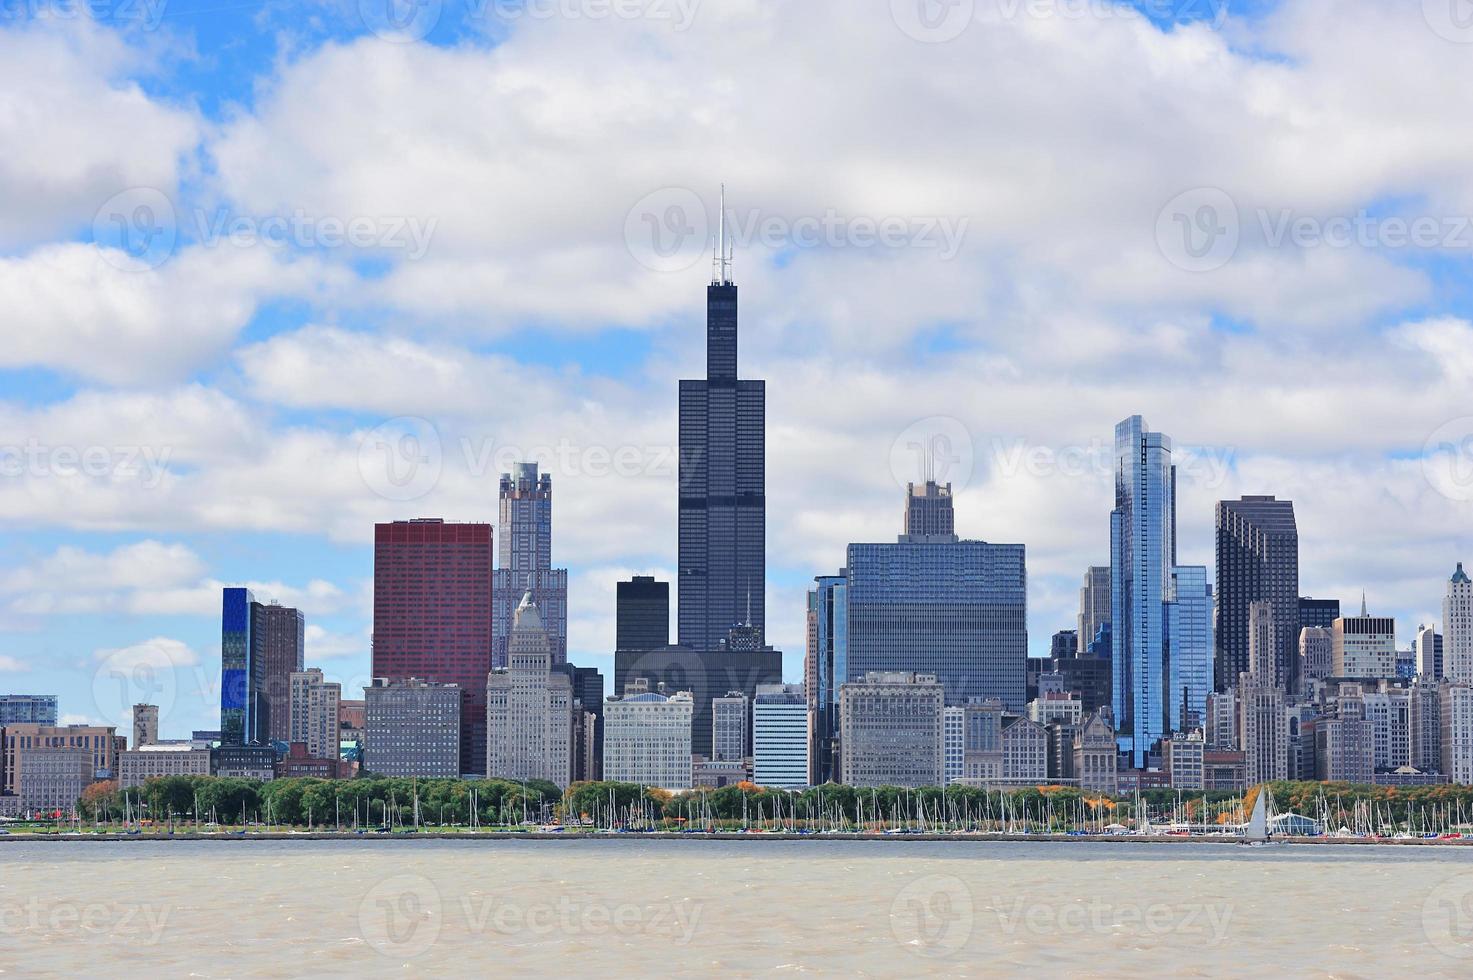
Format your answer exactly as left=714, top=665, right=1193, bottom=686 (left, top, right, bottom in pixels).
left=712, top=184, right=732, bottom=285
left=1454, top=562, right=1471, bottom=585
left=1361, top=591, right=1368, bottom=617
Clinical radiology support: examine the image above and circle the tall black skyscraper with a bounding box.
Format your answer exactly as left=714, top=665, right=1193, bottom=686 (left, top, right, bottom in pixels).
left=1215, top=496, right=1299, bottom=693
left=616, top=576, right=669, bottom=652
left=678, top=201, right=765, bottom=649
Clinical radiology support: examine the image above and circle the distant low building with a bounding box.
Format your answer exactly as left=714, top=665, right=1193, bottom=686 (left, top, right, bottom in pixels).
left=276, top=742, right=346, bottom=779
left=1074, top=712, right=1118, bottom=794
left=603, top=682, right=693, bottom=791
left=839, top=672, right=943, bottom=788
left=212, top=745, right=276, bottom=781
left=752, top=684, right=807, bottom=789
left=119, top=744, right=212, bottom=788
left=364, top=678, right=461, bottom=778
left=1163, top=731, right=1205, bottom=791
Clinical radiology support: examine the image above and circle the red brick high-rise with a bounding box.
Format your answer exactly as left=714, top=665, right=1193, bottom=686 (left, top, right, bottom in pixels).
left=372, top=519, right=494, bottom=775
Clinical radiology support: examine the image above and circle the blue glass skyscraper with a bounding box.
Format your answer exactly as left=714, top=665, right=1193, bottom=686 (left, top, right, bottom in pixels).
left=805, top=573, right=847, bottom=784
left=1167, top=565, right=1214, bottom=731
left=1110, top=415, right=1175, bottom=767
left=220, top=587, right=259, bottom=745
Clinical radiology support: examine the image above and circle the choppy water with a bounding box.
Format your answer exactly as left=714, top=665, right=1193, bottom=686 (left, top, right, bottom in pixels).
left=3, top=839, right=1473, bottom=976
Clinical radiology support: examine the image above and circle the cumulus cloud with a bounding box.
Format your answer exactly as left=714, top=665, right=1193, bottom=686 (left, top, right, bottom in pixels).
left=92, top=636, right=201, bottom=671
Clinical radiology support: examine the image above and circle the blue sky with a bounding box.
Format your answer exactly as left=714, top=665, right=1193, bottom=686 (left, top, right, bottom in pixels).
left=3, top=0, right=1473, bottom=738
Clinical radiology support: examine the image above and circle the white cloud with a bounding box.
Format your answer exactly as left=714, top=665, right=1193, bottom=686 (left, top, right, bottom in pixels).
left=92, top=636, right=200, bottom=672
left=0, top=654, right=29, bottom=672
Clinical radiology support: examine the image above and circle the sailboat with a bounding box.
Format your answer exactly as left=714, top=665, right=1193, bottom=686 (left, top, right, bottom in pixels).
left=1241, top=788, right=1281, bottom=846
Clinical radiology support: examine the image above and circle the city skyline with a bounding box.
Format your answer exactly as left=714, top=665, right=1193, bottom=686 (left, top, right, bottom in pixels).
left=3, top=6, right=1473, bottom=743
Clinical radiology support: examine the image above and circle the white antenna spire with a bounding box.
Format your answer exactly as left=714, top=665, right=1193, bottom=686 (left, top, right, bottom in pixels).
left=713, top=184, right=732, bottom=285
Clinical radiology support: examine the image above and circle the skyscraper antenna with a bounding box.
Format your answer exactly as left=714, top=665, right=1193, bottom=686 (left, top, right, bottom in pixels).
left=713, top=184, right=732, bottom=285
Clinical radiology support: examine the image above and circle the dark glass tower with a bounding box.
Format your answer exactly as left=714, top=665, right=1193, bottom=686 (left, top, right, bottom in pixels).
left=616, top=576, right=669, bottom=652
left=1215, top=496, right=1299, bottom=693
left=678, top=224, right=765, bottom=650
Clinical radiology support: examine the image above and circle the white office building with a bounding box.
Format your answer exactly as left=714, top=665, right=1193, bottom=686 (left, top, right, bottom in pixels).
left=752, top=684, right=807, bottom=789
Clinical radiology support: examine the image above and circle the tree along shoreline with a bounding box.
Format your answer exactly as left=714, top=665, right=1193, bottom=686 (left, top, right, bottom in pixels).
left=45, top=776, right=1473, bottom=836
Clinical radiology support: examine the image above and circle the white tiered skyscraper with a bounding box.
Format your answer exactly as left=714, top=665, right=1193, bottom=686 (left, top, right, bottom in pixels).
left=1445, top=563, right=1473, bottom=683
left=486, top=592, right=572, bottom=787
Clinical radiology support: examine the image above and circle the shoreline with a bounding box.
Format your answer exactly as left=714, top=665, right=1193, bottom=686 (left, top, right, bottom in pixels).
left=3, top=831, right=1470, bottom=845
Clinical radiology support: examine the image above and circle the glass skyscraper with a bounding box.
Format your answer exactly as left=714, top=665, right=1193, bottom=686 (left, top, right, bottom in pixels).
left=844, top=487, right=1028, bottom=712
left=1167, top=565, right=1214, bottom=732
left=805, top=573, right=847, bottom=785
left=1110, top=415, right=1175, bottom=767
left=0, top=695, right=58, bottom=727
left=1215, top=495, right=1299, bottom=692
left=677, top=249, right=765, bottom=650
left=220, top=589, right=303, bottom=746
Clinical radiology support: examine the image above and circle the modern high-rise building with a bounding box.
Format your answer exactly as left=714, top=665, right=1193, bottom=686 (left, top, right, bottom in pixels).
left=486, top=593, right=573, bottom=787
left=363, top=678, right=462, bottom=778
left=677, top=229, right=765, bottom=651
left=0, top=695, right=58, bottom=728
left=804, top=573, right=847, bottom=785
left=602, top=683, right=694, bottom=791
left=846, top=488, right=1027, bottom=710
left=372, top=519, right=494, bottom=774
left=1299, top=626, right=1334, bottom=682
left=221, top=588, right=267, bottom=746
left=1168, top=565, right=1214, bottom=731
left=492, top=463, right=568, bottom=669
left=1417, top=625, right=1445, bottom=681
left=288, top=669, right=341, bottom=763
left=1332, top=599, right=1396, bottom=679
left=1078, top=566, right=1111, bottom=656
left=1110, top=415, right=1175, bottom=766
left=259, top=602, right=305, bottom=744
left=944, top=706, right=965, bottom=785
left=752, top=684, right=807, bottom=788
left=903, top=480, right=955, bottom=539
left=1445, top=563, right=1473, bottom=683
left=616, top=576, right=669, bottom=653
left=711, top=691, right=749, bottom=763
left=1298, top=597, right=1341, bottom=633
left=131, top=704, right=158, bottom=748
left=839, top=672, right=944, bottom=788
left=1215, top=496, right=1299, bottom=693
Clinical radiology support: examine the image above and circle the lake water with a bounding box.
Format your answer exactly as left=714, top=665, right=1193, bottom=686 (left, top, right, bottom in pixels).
left=3, top=839, right=1473, bottom=976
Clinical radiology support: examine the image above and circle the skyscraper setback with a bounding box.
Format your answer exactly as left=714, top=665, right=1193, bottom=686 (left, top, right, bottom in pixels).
left=678, top=210, right=765, bottom=650
left=492, top=463, right=568, bottom=668
left=372, top=519, right=494, bottom=775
